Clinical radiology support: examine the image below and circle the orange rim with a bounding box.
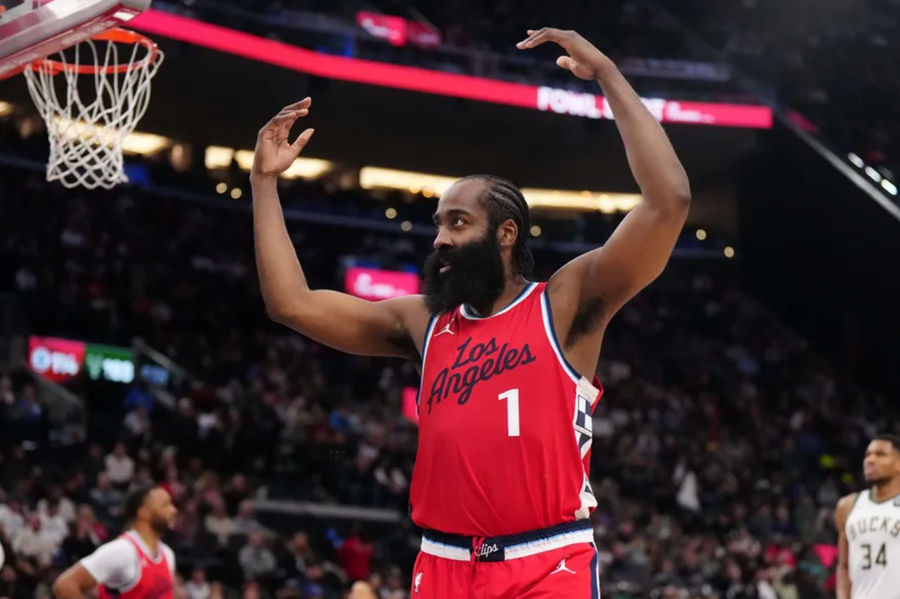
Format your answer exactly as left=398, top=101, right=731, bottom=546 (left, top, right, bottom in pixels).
left=27, top=28, right=160, bottom=76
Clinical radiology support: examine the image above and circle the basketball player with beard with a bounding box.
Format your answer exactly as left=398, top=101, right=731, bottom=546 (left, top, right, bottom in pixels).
left=253, top=28, right=690, bottom=598
left=835, top=434, right=900, bottom=599
left=53, top=486, right=178, bottom=599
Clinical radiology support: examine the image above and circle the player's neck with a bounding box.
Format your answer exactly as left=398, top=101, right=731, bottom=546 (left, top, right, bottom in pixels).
left=469, top=275, right=529, bottom=317
left=132, top=522, right=161, bottom=556
left=871, top=477, right=900, bottom=503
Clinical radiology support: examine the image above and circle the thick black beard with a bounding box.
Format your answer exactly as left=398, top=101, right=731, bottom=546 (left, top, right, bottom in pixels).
left=150, top=516, right=170, bottom=535
left=423, top=229, right=506, bottom=315
left=867, top=476, right=893, bottom=487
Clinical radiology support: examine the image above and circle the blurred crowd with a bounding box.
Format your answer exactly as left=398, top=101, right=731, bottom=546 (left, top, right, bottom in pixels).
left=157, top=0, right=900, bottom=189
left=0, top=151, right=897, bottom=599
left=666, top=0, right=900, bottom=183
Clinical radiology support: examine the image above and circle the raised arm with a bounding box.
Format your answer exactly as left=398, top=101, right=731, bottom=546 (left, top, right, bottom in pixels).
left=251, top=99, right=426, bottom=358
left=835, top=493, right=856, bottom=599
left=516, top=29, right=690, bottom=374
left=519, top=30, right=690, bottom=312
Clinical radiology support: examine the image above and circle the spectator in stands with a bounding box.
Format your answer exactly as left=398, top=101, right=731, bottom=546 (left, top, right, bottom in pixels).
left=123, top=406, right=152, bottom=441
left=104, top=443, right=134, bottom=488
left=12, top=516, right=58, bottom=568
left=11, top=384, right=46, bottom=448
left=74, top=506, right=107, bottom=543
left=37, top=487, right=75, bottom=525
left=204, top=501, right=237, bottom=546
left=238, top=532, right=277, bottom=582
left=61, top=516, right=99, bottom=562
left=223, top=475, right=250, bottom=514
left=123, top=382, right=155, bottom=415
left=233, top=501, right=265, bottom=536
left=36, top=499, right=68, bottom=546
left=88, top=473, right=122, bottom=521
left=0, top=496, right=26, bottom=541
left=0, top=375, right=14, bottom=406
left=83, top=444, right=106, bottom=487
left=0, top=565, right=29, bottom=599
left=336, top=526, right=374, bottom=583
left=185, top=568, right=211, bottom=599
left=283, top=531, right=316, bottom=576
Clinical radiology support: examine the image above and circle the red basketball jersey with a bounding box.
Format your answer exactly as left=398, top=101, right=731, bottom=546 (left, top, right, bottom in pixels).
left=409, top=281, right=603, bottom=536
left=98, top=534, right=174, bottom=599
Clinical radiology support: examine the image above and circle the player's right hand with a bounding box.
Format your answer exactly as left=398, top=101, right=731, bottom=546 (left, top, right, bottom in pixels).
left=251, top=98, right=315, bottom=178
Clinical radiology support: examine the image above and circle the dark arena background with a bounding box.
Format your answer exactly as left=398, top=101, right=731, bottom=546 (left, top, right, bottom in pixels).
left=1, top=1, right=900, bottom=598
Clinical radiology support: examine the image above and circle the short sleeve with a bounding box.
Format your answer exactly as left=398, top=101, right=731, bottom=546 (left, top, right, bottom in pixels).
left=80, top=539, right=140, bottom=590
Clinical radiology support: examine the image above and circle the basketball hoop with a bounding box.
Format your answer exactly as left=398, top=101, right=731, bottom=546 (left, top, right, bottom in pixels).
left=22, top=27, right=163, bottom=190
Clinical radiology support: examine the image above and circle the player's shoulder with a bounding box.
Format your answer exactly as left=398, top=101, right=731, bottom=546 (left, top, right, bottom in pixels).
left=385, top=293, right=429, bottom=325
left=99, top=536, right=138, bottom=554
left=80, top=536, right=138, bottom=575
left=836, top=492, right=862, bottom=520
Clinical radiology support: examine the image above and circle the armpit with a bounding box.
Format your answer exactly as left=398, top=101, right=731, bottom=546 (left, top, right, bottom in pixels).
left=565, top=296, right=608, bottom=348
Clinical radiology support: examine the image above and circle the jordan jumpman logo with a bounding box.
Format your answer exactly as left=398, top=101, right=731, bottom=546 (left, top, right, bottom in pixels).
left=550, top=557, right=576, bottom=575
left=434, top=318, right=456, bottom=337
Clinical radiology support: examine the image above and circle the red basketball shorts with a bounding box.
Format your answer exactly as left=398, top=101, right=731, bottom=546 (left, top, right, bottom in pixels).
left=409, top=521, right=601, bottom=599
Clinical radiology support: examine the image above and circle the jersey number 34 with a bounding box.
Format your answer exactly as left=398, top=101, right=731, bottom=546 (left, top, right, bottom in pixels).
left=861, top=543, right=888, bottom=570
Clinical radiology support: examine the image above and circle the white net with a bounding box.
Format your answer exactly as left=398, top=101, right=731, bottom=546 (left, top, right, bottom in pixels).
left=23, top=30, right=163, bottom=190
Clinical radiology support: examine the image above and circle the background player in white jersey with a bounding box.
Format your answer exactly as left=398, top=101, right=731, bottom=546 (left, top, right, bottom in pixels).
left=835, top=434, right=900, bottom=599
left=52, top=485, right=178, bottom=599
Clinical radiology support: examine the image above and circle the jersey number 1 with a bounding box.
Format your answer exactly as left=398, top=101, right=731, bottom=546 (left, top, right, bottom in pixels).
left=498, top=389, right=520, bottom=437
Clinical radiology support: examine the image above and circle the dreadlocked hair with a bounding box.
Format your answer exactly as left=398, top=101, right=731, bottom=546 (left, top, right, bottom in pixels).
left=461, top=174, right=535, bottom=277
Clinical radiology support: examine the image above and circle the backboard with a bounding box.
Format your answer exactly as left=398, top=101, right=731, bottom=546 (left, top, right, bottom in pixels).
left=0, top=0, right=151, bottom=79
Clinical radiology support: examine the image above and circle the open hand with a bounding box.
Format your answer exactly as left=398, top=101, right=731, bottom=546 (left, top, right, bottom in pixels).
left=252, top=98, right=315, bottom=178
left=517, top=28, right=613, bottom=81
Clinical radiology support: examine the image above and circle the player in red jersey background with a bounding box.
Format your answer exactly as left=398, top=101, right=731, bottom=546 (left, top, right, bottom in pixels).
left=52, top=486, right=178, bottom=599
left=253, top=27, right=689, bottom=599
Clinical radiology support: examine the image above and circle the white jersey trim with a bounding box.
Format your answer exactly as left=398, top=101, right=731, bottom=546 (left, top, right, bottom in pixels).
left=504, top=528, right=594, bottom=560
left=540, top=289, right=591, bottom=387
left=459, top=282, right=538, bottom=320
left=124, top=530, right=164, bottom=563
left=419, top=528, right=594, bottom=561
left=415, top=314, right=440, bottom=409
left=419, top=538, right=471, bottom=561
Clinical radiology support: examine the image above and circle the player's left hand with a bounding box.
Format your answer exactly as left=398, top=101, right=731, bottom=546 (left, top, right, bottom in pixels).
left=516, top=28, right=613, bottom=81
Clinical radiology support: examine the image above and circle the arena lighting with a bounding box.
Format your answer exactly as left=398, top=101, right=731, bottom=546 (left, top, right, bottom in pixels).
left=864, top=166, right=882, bottom=183
left=400, top=220, right=413, bottom=231
left=47, top=117, right=171, bottom=156
left=523, top=188, right=642, bottom=213
left=696, top=228, right=707, bottom=241
left=385, top=207, right=398, bottom=219
left=215, top=182, right=227, bottom=194
left=204, top=146, right=333, bottom=179
left=359, top=166, right=643, bottom=213
left=0, top=100, right=13, bottom=117
left=121, top=131, right=171, bottom=156
left=530, top=225, right=542, bottom=237
left=230, top=187, right=243, bottom=199
left=361, top=167, right=456, bottom=197
left=724, top=246, right=735, bottom=258
left=845, top=153, right=897, bottom=197
left=204, top=145, right=235, bottom=169
left=129, top=10, right=773, bottom=129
